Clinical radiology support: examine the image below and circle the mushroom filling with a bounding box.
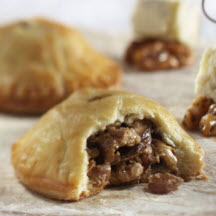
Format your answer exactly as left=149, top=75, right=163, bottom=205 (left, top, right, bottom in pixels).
left=125, top=38, right=193, bottom=71
left=87, top=119, right=182, bottom=194
left=183, top=96, right=216, bottom=136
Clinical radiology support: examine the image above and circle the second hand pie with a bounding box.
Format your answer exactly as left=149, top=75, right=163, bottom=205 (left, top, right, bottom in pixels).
left=0, top=18, right=122, bottom=114
left=11, top=89, right=204, bottom=201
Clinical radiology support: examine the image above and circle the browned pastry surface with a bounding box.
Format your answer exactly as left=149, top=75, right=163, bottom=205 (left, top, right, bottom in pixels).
left=125, top=38, right=193, bottom=71
left=0, top=18, right=122, bottom=114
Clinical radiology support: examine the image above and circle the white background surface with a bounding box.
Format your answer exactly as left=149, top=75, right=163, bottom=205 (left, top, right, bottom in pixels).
left=0, top=0, right=216, bottom=43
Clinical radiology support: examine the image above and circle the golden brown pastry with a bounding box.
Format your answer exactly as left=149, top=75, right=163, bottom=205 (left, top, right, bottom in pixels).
left=0, top=18, right=122, bottom=114
left=11, top=89, right=204, bottom=201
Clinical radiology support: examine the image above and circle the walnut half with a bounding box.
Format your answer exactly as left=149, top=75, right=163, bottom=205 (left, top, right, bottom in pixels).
left=200, top=104, right=216, bottom=136
left=182, top=96, right=214, bottom=130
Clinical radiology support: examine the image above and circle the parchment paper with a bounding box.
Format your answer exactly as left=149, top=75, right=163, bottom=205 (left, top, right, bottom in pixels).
left=0, top=30, right=216, bottom=216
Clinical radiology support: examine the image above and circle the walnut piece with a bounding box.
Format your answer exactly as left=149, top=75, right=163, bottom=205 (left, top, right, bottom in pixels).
left=200, top=104, right=216, bottom=136
left=182, top=96, right=214, bottom=130
left=152, top=139, right=178, bottom=172
left=88, top=163, right=111, bottom=187
left=115, top=161, right=144, bottom=183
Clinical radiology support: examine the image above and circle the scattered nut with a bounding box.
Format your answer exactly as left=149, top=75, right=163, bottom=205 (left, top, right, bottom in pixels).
left=200, top=104, right=216, bottom=136
left=182, top=96, right=214, bottom=130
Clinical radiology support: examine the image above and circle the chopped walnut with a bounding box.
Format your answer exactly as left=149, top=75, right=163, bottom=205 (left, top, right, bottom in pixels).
left=148, top=173, right=184, bottom=194
left=114, top=161, right=144, bottom=184
left=87, top=148, right=100, bottom=159
left=182, top=96, right=214, bottom=130
left=93, top=127, right=141, bottom=163
left=141, top=145, right=157, bottom=171
left=200, top=104, right=216, bottom=136
left=128, top=120, right=153, bottom=137
left=152, top=139, right=178, bottom=172
left=109, top=127, right=141, bottom=147
left=88, top=163, right=111, bottom=187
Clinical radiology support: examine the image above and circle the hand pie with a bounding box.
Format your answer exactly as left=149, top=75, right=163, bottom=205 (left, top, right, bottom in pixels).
left=11, top=89, right=204, bottom=201
left=183, top=48, right=216, bottom=136
left=0, top=18, right=122, bottom=114
left=125, top=0, right=198, bottom=71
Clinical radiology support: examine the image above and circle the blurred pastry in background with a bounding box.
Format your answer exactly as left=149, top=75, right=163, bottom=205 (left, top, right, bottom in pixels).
left=183, top=48, right=216, bottom=136
left=0, top=18, right=122, bottom=114
left=125, top=0, right=199, bottom=71
left=11, top=89, right=204, bottom=201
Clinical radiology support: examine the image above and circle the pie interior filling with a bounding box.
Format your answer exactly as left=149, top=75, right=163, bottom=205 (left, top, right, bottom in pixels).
left=125, top=38, right=193, bottom=71
left=87, top=118, right=184, bottom=194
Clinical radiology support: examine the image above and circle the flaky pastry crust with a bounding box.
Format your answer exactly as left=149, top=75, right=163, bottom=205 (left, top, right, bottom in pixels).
left=0, top=18, right=122, bottom=114
left=11, top=89, right=204, bottom=201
